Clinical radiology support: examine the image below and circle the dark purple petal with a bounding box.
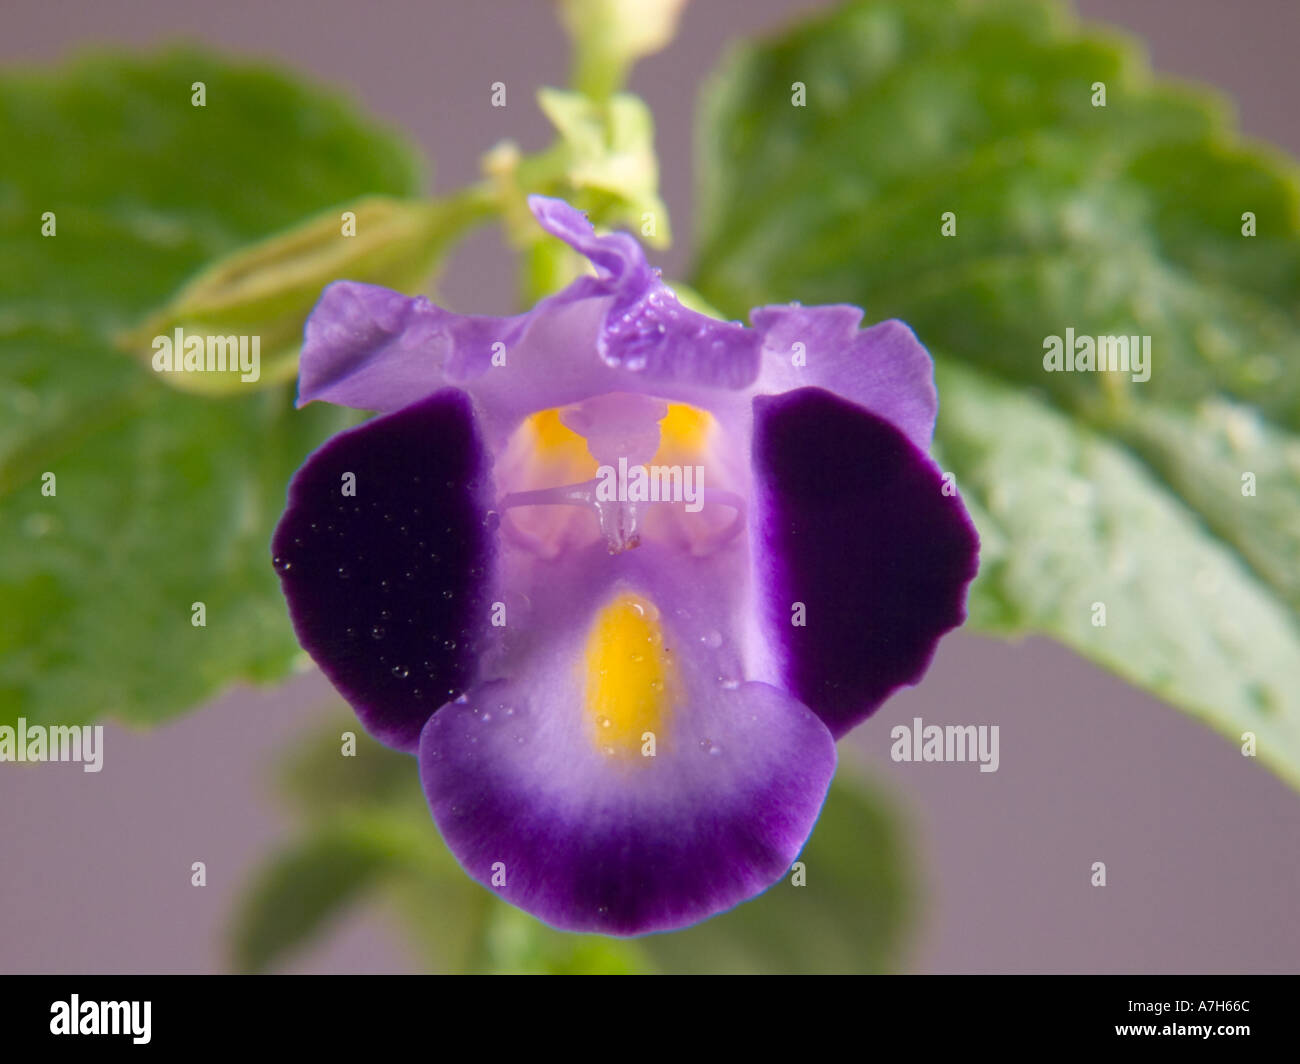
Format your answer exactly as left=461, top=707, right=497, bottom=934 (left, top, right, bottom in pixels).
left=752, top=387, right=979, bottom=738
left=419, top=668, right=835, bottom=936
left=751, top=304, right=938, bottom=450
left=271, top=389, right=497, bottom=752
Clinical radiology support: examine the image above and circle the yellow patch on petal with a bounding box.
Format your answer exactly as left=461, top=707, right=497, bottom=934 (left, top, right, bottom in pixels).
left=525, top=408, right=599, bottom=478
left=583, top=592, right=675, bottom=756
left=655, top=402, right=714, bottom=462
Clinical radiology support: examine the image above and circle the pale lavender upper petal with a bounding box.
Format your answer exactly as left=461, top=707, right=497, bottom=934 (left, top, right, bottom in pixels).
left=296, top=281, right=532, bottom=413
left=750, top=303, right=938, bottom=449
left=296, top=199, right=764, bottom=423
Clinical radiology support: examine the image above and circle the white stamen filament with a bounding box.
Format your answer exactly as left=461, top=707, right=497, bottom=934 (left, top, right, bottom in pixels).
left=498, top=479, right=744, bottom=555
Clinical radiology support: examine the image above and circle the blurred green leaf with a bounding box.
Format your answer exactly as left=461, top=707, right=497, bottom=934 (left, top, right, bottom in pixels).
left=472, top=903, right=653, bottom=975
left=280, top=714, right=423, bottom=817
left=693, top=0, right=1300, bottom=785
left=230, top=811, right=439, bottom=973
left=119, top=194, right=486, bottom=393
left=640, top=772, right=913, bottom=973
left=0, top=49, right=427, bottom=728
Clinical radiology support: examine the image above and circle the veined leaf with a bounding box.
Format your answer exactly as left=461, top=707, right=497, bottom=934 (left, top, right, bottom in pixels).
left=692, top=0, right=1300, bottom=785
left=0, top=50, right=426, bottom=727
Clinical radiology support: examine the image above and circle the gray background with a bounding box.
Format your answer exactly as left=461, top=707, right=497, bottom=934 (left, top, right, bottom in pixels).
left=1, top=0, right=1297, bottom=973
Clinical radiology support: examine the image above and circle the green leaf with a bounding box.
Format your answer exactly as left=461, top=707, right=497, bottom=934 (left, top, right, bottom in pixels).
left=0, top=49, right=426, bottom=727
left=280, top=712, right=429, bottom=817
left=239, top=718, right=482, bottom=972
left=640, top=772, right=913, bottom=973
left=119, top=195, right=486, bottom=393
left=692, top=0, right=1300, bottom=784
left=230, top=812, right=438, bottom=973
left=933, top=360, right=1300, bottom=779
left=472, top=904, right=653, bottom=975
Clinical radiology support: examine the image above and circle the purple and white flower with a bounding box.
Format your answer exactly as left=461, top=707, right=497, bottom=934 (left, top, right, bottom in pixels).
left=271, top=196, right=979, bottom=935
